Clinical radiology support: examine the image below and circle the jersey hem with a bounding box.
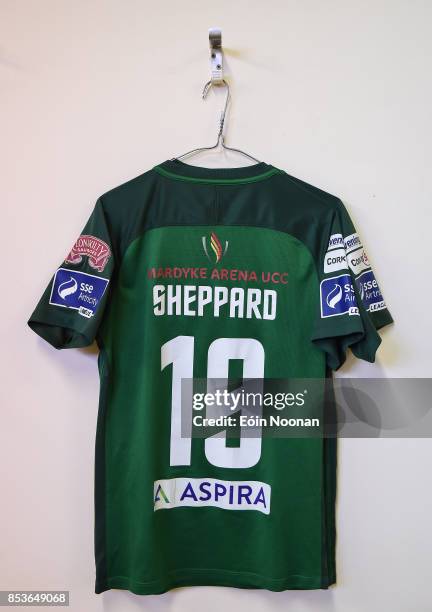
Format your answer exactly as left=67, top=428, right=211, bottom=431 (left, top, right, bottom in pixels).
left=95, top=569, right=335, bottom=594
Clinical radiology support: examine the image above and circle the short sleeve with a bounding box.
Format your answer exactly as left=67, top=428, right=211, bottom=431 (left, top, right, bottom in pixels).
left=311, top=199, right=394, bottom=370
left=27, top=198, right=114, bottom=349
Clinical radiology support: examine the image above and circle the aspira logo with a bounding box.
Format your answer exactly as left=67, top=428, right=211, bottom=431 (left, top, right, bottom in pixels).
left=154, top=477, right=271, bottom=515
left=202, top=232, right=229, bottom=264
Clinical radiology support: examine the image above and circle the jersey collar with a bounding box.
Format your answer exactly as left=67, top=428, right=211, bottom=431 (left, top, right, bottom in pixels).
left=153, top=158, right=282, bottom=184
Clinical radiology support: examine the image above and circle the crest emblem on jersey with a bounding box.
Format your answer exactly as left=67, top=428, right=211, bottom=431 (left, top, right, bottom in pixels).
left=202, top=232, right=229, bottom=263
left=65, top=234, right=111, bottom=272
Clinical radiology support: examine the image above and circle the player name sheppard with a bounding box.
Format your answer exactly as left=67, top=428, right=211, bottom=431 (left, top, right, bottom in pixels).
left=153, top=284, right=278, bottom=319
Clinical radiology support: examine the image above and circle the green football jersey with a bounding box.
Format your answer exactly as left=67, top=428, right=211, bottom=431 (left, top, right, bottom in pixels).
left=28, top=159, right=393, bottom=594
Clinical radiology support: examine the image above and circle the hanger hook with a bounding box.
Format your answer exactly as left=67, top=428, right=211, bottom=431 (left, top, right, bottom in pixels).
left=202, top=78, right=230, bottom=145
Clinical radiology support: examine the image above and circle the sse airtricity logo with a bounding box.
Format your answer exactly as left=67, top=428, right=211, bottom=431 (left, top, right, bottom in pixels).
left=202, top=232, right=229, bottom=264
left=57, top=276, right=78, bottom=300
left=355, top=270, right=386, bottom=312
left=320, top=274, right=360, bottom=318
left=326, top=283, right=343, bottom=309
left=49, top=268, right=109, bottom=318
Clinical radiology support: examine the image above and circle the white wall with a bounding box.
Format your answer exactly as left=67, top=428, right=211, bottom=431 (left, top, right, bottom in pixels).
left=1, top=1, right=431, bottom=611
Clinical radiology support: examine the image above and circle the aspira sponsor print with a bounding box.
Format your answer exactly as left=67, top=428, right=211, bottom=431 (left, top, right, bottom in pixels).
left=49, top=268, right=109, bottom=318
left=154, top=477, right=271, bottom=515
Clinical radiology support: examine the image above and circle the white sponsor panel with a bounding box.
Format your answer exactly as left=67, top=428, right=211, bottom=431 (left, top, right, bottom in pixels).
left=78, top=306, right=94, bottom=318
left=347, top=247, right=371, bottom=275
left=343, top=232, right=362, bottom=253
left=369, top=301, right=386, bottom=312
left=324, top=248, right=349, bottom=273
left=327, top=233, right=344, bottom=251
left=154, top=477, right=271, bottom=515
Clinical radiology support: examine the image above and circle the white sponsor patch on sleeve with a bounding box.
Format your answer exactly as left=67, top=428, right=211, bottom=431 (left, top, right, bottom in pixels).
left=327, top=233, right=344, bottom=251
left=343, top=233, right=362, bottom=254
left=347, top=247, right=371, bottom=276
left=324, top=248, right=349, bottom=273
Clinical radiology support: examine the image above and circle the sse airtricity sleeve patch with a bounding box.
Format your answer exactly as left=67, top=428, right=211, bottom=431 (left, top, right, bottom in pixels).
left=312, top=198, right=393, bottom=369
left=320, top=273, right=359, bottom=318
left=49, top=268, right=110, bottom=319
left=27, top=198, right=114, bottom=349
